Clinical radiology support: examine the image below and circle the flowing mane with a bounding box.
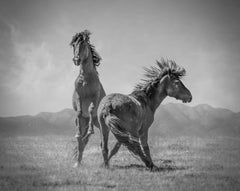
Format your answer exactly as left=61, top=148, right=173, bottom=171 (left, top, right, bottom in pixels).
left=70, top=30, right=102, bottom=67
left=132, top=59, right=186, bottom=99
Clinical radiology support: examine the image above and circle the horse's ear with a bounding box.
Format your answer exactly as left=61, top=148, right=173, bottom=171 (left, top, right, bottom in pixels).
left=83, top=30, right=91, bottom=41
left=161, top=73, right=170, bottom=85
left=167, top=69, right=171, bottom=76
left=70, top=33, right=79, bottom=46
left=84, top=30, right=91, bottom=36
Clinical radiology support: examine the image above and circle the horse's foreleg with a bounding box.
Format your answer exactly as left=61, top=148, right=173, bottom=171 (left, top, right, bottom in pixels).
left=142, top=144, right=158, bottom=171
left=99, top=115, right=110, bottom=167
left=82, top=103, right=95, bottom=140
left=108, top=142, right=121, bottom=161
left=139, top=133, right=157, bottom=171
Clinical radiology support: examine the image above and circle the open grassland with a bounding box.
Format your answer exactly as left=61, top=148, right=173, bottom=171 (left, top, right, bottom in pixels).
left=0, top=134, right=240, bottom=191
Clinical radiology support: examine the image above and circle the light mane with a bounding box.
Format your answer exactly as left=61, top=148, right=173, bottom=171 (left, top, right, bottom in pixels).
left=70, top=30, right=102, bottom=67
left=132, top=59, right=186, bottom=99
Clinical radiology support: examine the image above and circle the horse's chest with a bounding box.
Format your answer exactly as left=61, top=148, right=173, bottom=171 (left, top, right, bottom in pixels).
left=142, top=108, right=154, bottom=127
left=76, top=81, right=99, bottom=97
left=75, top=82, right=100, bottom=117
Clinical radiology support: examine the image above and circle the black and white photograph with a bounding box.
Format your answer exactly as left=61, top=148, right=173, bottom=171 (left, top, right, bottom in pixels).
left=0, top=0, right=240, bottom=190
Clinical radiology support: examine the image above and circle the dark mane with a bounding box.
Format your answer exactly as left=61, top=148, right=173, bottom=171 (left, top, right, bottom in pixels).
left=131, top=59, right=186, bottom=101
left=70, top=30, right=101, bottom=67
left=89, top=43, right=101, bottom=67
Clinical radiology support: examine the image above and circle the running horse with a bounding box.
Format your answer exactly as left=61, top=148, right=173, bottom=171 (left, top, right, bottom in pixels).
left=97, top=59, right=192, bottom=171
left=70, top=30, right=105, bottom=167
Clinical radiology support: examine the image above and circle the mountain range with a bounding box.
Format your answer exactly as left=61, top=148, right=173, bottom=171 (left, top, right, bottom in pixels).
left=0, top=103, right=239, bottom=137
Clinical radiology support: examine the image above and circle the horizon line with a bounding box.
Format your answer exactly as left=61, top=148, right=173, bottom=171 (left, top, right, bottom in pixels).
left=0, top=102, right=238, bottom=118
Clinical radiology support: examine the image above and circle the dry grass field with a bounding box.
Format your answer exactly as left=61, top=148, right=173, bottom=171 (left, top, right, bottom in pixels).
left=0, top=134, right=240, bottom=191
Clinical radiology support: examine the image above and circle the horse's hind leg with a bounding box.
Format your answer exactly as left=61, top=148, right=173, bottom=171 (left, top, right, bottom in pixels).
left=108, top=142, right=121, bottom=161
left=99, top=115, right=110, bottom=167
left=73, top=94, right=82, bottom=138
left=88, top=102, right=95, bottom=134
left=74, top=133, right=90, bottom=167
left=74, top=116, right=88, bottom=167
left=74, top=111, right=82, bottom=138
left=74, top=136, right=83, bottom=167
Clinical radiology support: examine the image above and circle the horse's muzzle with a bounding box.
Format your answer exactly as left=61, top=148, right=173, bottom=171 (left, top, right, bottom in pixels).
left=182, top=95, right=192, bottom=103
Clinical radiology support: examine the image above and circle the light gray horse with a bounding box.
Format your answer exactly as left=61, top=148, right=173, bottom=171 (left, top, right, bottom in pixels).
left=70, top=30, right=105, bottom=167
left=97, top=59, right=192, bottom=171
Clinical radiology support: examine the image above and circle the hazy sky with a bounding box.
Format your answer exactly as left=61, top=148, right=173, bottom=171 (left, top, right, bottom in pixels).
left=0, top=0, right=240, bottom=116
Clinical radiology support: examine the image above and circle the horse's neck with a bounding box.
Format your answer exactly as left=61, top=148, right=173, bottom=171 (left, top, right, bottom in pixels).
left=148, top=82, right=167, bottom=113
left=78, top=57, right=98, bottom=80
left=131, top=89, right=166, bottom=114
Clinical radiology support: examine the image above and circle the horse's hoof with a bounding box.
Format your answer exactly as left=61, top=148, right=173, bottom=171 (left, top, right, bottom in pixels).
left=100, top=163, right=109, bottom=169
left=73, top=162, right=81, bottom=168
left=150, top=165, right=159, bottom=172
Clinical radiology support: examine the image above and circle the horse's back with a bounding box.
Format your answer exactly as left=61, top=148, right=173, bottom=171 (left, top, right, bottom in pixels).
left=98, top=93, right=134, bottom=112
left=98, top=93, right=142, bottom=130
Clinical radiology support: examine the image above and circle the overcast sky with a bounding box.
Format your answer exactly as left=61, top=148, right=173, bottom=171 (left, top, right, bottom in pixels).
left=0, top=0, right=240, bottom=116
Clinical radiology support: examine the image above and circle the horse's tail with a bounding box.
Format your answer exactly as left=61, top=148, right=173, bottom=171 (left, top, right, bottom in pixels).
left=104, top=114, right=145, bottom=159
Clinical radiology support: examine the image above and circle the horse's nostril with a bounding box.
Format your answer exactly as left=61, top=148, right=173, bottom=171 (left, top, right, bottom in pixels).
left=189, top=96, right=192, bottom=102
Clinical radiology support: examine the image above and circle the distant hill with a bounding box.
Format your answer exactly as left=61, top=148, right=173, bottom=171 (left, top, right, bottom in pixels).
left=0, top=104, right=240, bottom=137
left=0, top=109, right=75, bottom=136
left=150, top=103, right=240, bottom=137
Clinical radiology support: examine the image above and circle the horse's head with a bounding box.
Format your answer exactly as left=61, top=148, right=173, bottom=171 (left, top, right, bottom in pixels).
left=163, top=70, right=192, bottom=103
left=70, top=30, right=91, bottom=66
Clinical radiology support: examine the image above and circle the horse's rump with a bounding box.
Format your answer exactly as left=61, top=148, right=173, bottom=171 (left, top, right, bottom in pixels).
left=104, top=114, right=144, bottom=158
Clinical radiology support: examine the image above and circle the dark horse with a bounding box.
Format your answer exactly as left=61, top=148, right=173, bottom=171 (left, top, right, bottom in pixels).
left=97, top=59, right=192, bottom=171
left=70, top=30, right=105, bottom=167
